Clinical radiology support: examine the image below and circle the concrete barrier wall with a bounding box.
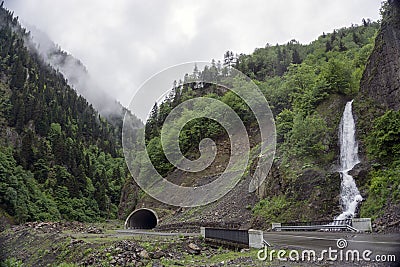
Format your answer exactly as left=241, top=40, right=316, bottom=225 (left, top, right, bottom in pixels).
left=271, top=223, right=281, bottom=231
left=200, top=227, right=205, bottom=238
left=352, top=218, right=372, bottom=232
left=248, top=229, right=263, bottom=248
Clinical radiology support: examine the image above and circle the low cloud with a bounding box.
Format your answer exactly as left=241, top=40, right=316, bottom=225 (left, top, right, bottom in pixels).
left=5, top=0, right=381, bottom=117
left=25, top=26, right=124, bottom=117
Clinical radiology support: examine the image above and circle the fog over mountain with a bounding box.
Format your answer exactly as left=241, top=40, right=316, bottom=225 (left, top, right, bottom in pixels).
left=25, top=26, right=125, bottom=117
left=5, top=0, right=381, bottom=116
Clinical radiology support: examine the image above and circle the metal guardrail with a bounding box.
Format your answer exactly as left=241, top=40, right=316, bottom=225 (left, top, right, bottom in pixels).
left=263, top=239, right=271, bottom=247
left=205, top=228, right=249, bottom=246
left=273, top=219, right=359, bottom=232
left=275, top=224, right=358, bottom=232
left=281, top=219, right=352, bottom=227
left=156, top=221, right=241, bottom=231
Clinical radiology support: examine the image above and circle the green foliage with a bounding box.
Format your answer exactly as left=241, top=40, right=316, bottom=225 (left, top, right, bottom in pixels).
left=237, top=40, right=305, bottom=80
left=140, top=21, right=379, bottom=220
left=321, top=56, right=355, bottom=95
left=252, top=195, right=291, bottom=222
left=252, top=22, right=378, bottom=170
left=285, top=63, right=328, bottom=113
left=275, top=109, right=294, bottom=143
left=0, top=7, right=128, bottom=223
left=221, top=91, right=252, bottom=125
left=361, top=166, right=400, bottom=220
left=0, top=147, right=61, bottom=222
left=0, top=258, right=24, bottom=267
left=284, top=113, right=329, bottom=158
left=362, top=110, right=400, bottom=220
left=146, top=136, right=173, bottom=176
left=56, top=264, right=79, bottom=267
left=0, top=2, right=382, bottom=225
left=247, top=22, right=379, bottom=220
left=366, top=110, right=400, bottom=164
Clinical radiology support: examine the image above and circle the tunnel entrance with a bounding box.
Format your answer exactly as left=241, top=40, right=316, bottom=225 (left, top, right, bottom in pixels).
left=124, top=208, right=158, bottom=229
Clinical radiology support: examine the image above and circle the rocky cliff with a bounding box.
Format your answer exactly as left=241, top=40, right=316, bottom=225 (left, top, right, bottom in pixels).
left=360, top=0, right=400, bottom=111
left=354, top=0, right=400, bottom=232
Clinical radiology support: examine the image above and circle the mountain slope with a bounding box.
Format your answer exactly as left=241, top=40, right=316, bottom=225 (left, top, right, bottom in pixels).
left=0, top=4, right=133, bottom=225
left=354, top=0, right=400, bottom=231
left=118, top=17, right=381, bottom=228
left=26, top=26, right=139, bottom=126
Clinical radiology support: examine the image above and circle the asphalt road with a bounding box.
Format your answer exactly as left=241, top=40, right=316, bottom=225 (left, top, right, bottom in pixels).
left=115, top=229, right=199, bottom=237
left=263, top=231, right=400, bottom=265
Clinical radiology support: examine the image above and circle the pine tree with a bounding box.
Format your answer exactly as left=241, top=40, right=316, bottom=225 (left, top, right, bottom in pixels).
left=292, top=49, right=301, bottom=64
left=20, top=129, right=35, bottom=169
left=339, top=40, right=347, bottom=51
left=352, top=32, right=360, bottom=45
left=325, top=40, right=333, bottom=52
left=10, top=59, right=25, bottom=89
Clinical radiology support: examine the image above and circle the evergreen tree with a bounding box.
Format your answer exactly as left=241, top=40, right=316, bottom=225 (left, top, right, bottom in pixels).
left=292, top=49, right=301, bottom=64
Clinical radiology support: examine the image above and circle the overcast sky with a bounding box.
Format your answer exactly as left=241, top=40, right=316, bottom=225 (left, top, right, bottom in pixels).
left=5, top=0, right=381, bottom=110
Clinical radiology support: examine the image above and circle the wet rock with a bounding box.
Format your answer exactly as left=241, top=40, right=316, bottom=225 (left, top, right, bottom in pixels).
left=86, top=226, right=103, bottom=234
left=69, top=239, right=84, bottom=245
left=187, top=242, right=201, bottom=255
left=151, top=250, right=165, bottom=259
left=139, top=249, right=149, bottom=259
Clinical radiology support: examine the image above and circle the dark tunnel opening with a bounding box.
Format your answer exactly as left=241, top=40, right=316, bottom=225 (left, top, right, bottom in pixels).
left=124, top=208, right=158, bottom=229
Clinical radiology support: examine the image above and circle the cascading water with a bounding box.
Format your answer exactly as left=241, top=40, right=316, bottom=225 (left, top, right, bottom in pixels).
left=335, top=100, right=363, bottom=220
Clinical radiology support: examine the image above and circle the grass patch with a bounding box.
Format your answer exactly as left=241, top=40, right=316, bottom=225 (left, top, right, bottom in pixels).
left=361, top=166, right=400, bottom=220
left=252, top=195, right=291, bottom=223
left=0, top=258, right=24, bottom=267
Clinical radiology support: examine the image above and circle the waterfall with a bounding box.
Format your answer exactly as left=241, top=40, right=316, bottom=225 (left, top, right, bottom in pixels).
left=336, top=100, right=362, bottom=220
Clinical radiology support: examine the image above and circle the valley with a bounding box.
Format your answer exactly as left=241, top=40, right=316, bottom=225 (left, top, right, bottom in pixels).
left=1, top=1, right=400, bottom=266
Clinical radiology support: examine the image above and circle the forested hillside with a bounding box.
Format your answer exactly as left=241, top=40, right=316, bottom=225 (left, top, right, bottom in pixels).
left=354, top=0, right=400, bottom=227
left=0, top=0, right=398, bottom=231
left=142, top=18, right=378, bottom=175
left=0, top=4, right=130, bottom=224
left=122, top=5, right=399, bottom=228
left=239, top=17, right=381, bottom=223
left=1, top=1, right=399, bottom=266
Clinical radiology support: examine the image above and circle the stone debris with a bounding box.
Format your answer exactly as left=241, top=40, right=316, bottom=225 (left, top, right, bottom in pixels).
left=17, top=221, right=105, bottom=234
left=78, top=239, right=206, bottom=266
left=187, top=242, right=201, bottom=255
left=139, top=249, right=149, bottom=259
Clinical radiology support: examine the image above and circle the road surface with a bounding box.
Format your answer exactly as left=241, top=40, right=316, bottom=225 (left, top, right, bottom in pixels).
left=263, top=231, right=400, bottom=265
left=116, top=229, right=199, bottom=237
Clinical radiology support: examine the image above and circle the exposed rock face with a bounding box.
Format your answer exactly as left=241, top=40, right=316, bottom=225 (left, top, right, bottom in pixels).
left=354, top=1, right=400, bottom=231
left=117, top=179, right=139, bottom=220
left=360, top=0, right=400, bottom=111
left=254, top=94, right=348, bottom=224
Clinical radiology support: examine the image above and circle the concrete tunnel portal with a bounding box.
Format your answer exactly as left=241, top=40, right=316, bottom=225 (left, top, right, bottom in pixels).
left=124, top=208, right=158, bottom=229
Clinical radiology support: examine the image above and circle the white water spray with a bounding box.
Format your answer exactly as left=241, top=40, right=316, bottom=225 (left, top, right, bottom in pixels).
left=336, top=100, right=362, bottom=220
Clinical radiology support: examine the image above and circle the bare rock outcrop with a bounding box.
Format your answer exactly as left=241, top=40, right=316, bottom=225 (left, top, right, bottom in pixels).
left=360, top=0, right=400, bottom=111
